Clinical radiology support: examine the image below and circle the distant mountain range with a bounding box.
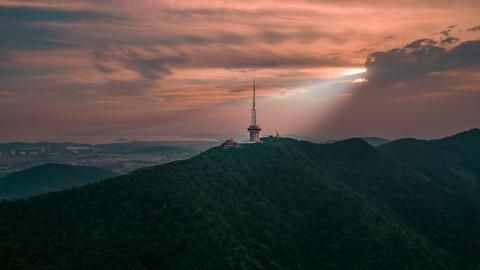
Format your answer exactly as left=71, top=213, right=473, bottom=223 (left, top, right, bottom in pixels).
left=0, top=129, right=479, bottom=269
left=0, top=164, right=117, bottom=199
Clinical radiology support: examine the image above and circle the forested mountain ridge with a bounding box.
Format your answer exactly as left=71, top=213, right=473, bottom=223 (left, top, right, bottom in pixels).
left=379, top=128, right=480, bottom=198
left=0, top=164, right=117, bottom=199
left=0, top=135, right=480, bottom=269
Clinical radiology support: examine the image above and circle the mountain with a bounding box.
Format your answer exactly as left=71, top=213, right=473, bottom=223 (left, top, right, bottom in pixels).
left=379, top=128, right=480, bottom=198
left=96, top=141, right=215, bottom=153
left=0, top=136, right=480, bottom=269
left=131, top=145, right=193, bottom=155
left=0, top=164, right=117, bottom=199
left=360, top=137, right=391, bottom=146
left=297, top=136, right=390, bottom=146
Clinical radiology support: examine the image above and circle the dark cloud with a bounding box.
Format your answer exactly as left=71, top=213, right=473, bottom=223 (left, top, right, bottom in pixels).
left=120, top=54, right=185, bottom=80
left=450, top=40, right=480, bottom=64
left=440, top=36, right=460, bottom=45
left=0, top=6, right=122, bottom=51
left=0, top=22, right=72, bottom=50
left=438, top=29, right=452, bottom=37
left=435, top=25, right=460, bottom=44
left=316, top=38, right=480, bottom=139
left=0, top=6, right=122, bottom=23
left=365, top=39, right=444, bottom=84
left=365, top=38, right=480, bottom=84
left=92, top=48, right=187, bottom=80
left=404, top=38, right=438, bottom=49
left=467, top=25, right=480, bottom=32
left=94, top=63, right=115, bottom=74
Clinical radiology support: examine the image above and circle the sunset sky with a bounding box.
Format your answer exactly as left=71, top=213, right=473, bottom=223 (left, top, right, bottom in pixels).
left=1, top=0, right=479, bottom=142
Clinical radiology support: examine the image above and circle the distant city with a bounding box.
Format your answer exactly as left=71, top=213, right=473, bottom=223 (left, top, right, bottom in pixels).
left=0, top=141, right=218, bottom=177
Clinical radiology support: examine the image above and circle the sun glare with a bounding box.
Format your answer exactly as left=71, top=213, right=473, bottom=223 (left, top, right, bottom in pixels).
left=341, top=68, right=367, bottom=76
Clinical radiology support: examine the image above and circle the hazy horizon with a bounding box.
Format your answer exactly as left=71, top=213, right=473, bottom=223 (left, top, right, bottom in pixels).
left=1, top=127, right=478, bottom=145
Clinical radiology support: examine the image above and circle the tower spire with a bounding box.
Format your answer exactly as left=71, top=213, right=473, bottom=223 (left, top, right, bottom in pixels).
left=251, top=79, right=256, bottom=126
left=253, top=79, right=256, bottom=110
left=247, top=78, right=261, bottom=142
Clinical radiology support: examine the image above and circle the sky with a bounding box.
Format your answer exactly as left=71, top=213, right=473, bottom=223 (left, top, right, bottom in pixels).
left=0, top=0, right=479, bottom=142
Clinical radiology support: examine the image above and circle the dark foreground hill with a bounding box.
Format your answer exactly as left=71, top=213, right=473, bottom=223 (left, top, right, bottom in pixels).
left=0, top=164, right=117, bottom=199
left=1, top=135, right=480, bottom=269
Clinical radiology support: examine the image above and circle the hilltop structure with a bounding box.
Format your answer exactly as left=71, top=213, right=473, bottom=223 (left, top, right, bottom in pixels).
left=247, top=80, right=262, bottom=142
left=221, top=138, right=238, bottom=149
left=222, top=80, right=262, bottom=148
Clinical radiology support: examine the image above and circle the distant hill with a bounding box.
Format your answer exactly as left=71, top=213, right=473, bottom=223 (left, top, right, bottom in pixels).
left=297, top=136, right=390, bottom=146
left=1, top=134, right=480, bottom=268
left=379, top=128, right=480, bottom=198
left=0, top=164, right=117, bottom=199
left=130, top=145, right=193, bottom=155
left=360, top=137, right=391, bottom=146
left=96, top=141, right=215, bottom=153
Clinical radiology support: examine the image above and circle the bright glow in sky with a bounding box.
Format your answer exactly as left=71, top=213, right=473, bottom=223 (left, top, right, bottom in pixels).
left=341, top=68, right=367, bottom=76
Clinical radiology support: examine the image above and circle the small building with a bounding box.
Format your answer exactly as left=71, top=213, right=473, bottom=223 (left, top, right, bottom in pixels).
left=222, top=139, right=238, bottom=149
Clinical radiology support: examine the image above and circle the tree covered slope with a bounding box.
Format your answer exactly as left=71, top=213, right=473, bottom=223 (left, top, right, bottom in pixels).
left=379, top=128, right=480, bottom=197
left=0, top=164, right=117, bottom=199
left=0, top=137, right=479, bottom=269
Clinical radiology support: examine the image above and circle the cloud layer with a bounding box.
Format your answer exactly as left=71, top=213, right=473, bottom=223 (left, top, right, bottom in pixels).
left=0, top=0, right=479, bottom=141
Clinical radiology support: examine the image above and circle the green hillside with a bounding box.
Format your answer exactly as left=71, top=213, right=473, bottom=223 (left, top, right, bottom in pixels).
left=379, top=128, right=480, bottom=198
left=0, top=136, right=479, bottom=269
left=0, top=164, right=117, bottom=199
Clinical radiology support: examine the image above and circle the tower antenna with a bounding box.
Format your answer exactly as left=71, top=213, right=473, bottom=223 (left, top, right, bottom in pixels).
left=253, top=78, right=256, bottom=110
left=247, top=78, right=261, bottom=142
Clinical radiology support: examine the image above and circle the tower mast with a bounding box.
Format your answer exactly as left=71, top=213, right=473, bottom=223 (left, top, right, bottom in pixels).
left=251, top=79, right=256, bottom=126
left=247, top=79, right=261, bottom=142
left=253, top=79, right=256, bottom=109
